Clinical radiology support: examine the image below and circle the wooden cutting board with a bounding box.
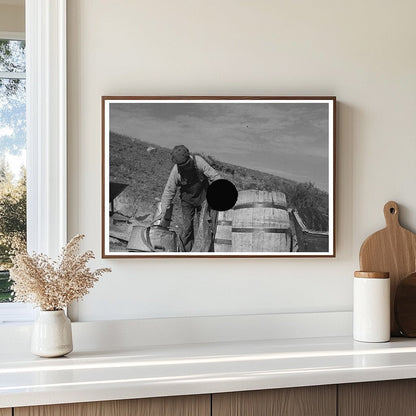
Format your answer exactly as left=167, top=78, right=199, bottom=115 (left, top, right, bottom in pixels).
left=359, top=201, right=416, bottom=336
left=395, top=272, right=416, bottom=337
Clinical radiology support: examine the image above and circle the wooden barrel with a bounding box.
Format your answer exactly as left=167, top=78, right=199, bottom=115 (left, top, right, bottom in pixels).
left=214, top=210, right=233, bottom=252
left=232, top=190, right=291, bottom=252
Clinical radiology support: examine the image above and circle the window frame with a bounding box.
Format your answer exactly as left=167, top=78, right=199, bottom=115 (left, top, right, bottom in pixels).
left=0, top=0, right=67, bottom=324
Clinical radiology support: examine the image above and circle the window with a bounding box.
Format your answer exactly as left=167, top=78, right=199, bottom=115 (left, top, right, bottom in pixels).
left=0, top=38, right=26, bottom=256
left=0, top=33, right=33, bottom=322
left=0, top=0, right=67, bottom=324
left=0, top=35, right=26, bottom=296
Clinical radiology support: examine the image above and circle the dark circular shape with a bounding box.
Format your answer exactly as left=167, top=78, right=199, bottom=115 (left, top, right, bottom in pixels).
left=206, top=179, right=238, bottom=211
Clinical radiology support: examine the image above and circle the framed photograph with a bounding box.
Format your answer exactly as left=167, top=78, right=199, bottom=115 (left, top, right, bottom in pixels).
left=102, top=96, right=335, bottom=258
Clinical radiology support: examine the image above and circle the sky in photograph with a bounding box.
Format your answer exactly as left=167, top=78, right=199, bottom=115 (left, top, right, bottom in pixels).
left=109, top=101, right=330, bottom=191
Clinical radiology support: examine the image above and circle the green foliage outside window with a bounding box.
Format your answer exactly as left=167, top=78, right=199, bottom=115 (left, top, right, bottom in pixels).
left=0, top=38, right=27, bottom=302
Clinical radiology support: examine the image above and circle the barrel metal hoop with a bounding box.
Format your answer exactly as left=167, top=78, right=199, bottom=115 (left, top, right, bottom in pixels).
left=233, top=202, right=287, bottom=210
left=232, top=227, right=289, bottom=234
left=214, top=238, right=232, bottom=245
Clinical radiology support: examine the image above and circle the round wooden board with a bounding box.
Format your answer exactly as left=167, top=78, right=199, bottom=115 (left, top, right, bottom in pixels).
left=395, top=272, right=416, bottom=337
left=359, top=201, right=416, bottom=335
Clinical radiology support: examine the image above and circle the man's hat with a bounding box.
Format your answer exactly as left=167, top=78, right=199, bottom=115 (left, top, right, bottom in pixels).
left=171, top=145, right=190, bottom=165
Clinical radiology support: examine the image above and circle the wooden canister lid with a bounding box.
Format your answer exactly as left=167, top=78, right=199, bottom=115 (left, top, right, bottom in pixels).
left=354, top=271, right=389, bottom=279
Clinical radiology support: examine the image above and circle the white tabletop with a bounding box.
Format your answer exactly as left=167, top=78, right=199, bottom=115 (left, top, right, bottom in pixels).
left=2, top=336, right=416, bottom=408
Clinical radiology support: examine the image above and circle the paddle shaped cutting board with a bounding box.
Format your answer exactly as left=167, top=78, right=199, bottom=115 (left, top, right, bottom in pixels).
left=359, top=201, right=416, bottom=336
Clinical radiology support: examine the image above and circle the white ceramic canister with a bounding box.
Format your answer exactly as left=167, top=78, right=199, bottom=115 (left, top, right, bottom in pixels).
left=353, top=271, right=390, bottom=342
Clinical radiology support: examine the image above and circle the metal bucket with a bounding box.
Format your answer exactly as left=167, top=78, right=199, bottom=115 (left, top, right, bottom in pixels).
left=127, top=225, right=180, bottom=252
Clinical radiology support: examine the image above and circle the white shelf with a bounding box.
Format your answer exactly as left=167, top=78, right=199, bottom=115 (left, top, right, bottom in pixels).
left=2, top=335, right=416, bottom=408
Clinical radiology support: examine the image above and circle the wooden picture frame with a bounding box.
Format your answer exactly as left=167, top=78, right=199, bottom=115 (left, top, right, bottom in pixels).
left=102, top=96, right=336, bottom=258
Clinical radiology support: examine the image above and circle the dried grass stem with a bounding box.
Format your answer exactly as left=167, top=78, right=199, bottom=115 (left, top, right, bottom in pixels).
left=10, top=234, right=111, bottom=310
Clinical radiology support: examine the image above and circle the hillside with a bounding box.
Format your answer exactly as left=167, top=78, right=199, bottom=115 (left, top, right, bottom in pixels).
left=109, top=132, right=329, bottom=231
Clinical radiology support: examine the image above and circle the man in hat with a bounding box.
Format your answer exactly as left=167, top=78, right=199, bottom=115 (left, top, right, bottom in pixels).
left=160, top=145, right=220, bottom=252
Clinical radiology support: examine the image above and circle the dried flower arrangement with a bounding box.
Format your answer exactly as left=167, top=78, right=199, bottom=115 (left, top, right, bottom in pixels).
left=10, top=234, right=111, bottom=311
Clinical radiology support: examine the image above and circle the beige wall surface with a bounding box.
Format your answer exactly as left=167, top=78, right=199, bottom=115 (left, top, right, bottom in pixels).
left=67, top=0, right=416, bottom=321
left=0, top=4, right=24, bottom=33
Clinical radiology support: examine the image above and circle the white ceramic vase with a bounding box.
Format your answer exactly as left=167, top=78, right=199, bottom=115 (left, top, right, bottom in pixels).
left=31, top=310, right=73, bottom=357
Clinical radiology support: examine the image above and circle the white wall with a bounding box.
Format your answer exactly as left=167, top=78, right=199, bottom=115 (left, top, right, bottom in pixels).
left=0, top=3, right=24, bottom=33
left=67, top=0, right=416, bottom=322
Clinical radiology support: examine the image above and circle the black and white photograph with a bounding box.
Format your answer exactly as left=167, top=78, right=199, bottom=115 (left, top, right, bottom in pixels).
left=102, top=97, right=335, bottom=257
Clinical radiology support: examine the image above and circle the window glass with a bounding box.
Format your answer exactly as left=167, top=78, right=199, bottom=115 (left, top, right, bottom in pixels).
left=0, top=39, right=26, bottom=303
left=0, top=39, right=26, bottom=72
